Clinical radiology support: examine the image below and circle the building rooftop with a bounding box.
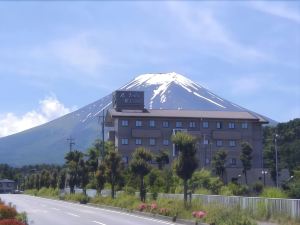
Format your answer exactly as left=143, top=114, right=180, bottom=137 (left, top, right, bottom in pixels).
left=107, top=109, right=268, bottom=123
left=0, top=179, right=15, bottom=183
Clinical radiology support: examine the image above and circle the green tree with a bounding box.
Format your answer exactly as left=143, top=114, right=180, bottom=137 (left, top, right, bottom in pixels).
left=172, top=132, right=198, bottom=207
left=65, top=150, right=84, bottom=193
left=95, top=163, right=106, bottom=194
left=58, top=169, right=67, bottom=189
left=212, top=149, right=227, bottom=183
left=155, top=150, right=169, bottom=170
left=240, top=142, right=253, bottom=184
left=130, top=147, right=153, bottom=202
left=103, top=147, right=123, bottom=199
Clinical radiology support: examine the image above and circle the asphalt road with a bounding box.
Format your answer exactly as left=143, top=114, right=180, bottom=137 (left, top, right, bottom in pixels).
left=0, top=194, right=182, bottom=225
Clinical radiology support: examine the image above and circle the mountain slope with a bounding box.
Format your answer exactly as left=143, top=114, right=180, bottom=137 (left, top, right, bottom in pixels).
left=0, top=72, right=271, bottom=166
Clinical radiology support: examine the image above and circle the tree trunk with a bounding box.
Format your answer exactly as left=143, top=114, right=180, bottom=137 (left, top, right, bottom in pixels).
left=140, top=176, right=146, bottom=202
left=244, top=170, right=248, bottom=185
left=183, top=179, right=188, bottom=207
left=111, top=180, right=115, bottom=199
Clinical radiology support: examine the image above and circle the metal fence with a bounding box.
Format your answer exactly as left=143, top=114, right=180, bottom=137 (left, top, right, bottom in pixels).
left=62, top=188, right=299, bottom=219
left=159, top=193, right=300, bottom=219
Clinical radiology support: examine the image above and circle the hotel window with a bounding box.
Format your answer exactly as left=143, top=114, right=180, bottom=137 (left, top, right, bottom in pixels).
left=136, top=120, right=142, bottom=127
left=242, top=122, right=248, bottom=129
left=162, top=121, right=169, bottom=128
left=216, top=122, right=222, bottom=129
left=149, top=138, right=156, bottom=146
left=203, top=121, right=209, bottom=128
left=189, top=121, right=196, bottom=128
left=163, top=139, right=169, bottom=146
left=230, top=158, right=237, bottom=166
left=229, top=140, right=236, bottom=147
left=216, top=140, right=223, bottom=147
left=176, top=121, right=182, bottom=128
left=121, top=138, right=128, bottom=145
left=228, top=122, right=235, bottom=129
left=121, top=120, right=128, bottom=127
left=203, top=139, right=209, bottom=145
left=135, top=138, right=142, bottom=145
left=149, top=120, right=155, bottom=127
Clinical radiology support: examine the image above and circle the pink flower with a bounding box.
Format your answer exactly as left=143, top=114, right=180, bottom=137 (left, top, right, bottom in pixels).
left=192, top=210, right=207, bottom=219
left=138, top=203, right=147, bottom=211
left=150, top=203, right=158, bottom=210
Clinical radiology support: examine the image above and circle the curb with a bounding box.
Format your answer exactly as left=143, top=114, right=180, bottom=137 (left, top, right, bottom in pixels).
left=87, top=203, right=206, bottom=225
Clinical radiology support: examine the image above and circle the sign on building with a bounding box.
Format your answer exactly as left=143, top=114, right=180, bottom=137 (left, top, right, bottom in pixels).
left=113, top=91, right=144, bottom=111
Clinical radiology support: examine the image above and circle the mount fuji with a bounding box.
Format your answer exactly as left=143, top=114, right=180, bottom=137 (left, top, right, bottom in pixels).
left=0, top=72, right=271, bottom=166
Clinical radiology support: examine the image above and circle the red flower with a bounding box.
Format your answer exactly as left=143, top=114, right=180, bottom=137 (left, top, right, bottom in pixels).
left=0, top=219, right=25, bottom=225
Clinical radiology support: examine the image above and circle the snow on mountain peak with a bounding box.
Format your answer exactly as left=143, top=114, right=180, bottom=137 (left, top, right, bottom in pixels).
left=123, top=72, right=202, bottom=91
left=121, top=72, right=228, bottom=109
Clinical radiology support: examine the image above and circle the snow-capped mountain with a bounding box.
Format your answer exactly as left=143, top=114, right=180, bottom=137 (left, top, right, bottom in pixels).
left=0, top=72, right=271, bottom=165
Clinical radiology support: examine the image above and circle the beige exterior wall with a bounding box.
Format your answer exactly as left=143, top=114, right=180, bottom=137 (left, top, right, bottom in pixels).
left=109, top=116, right=264, bottom=177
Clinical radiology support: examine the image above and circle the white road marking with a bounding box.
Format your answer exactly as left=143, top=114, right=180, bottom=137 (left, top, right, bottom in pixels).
left=66, top=212, right=80, bottom=217
left=30, top=196, right=182, bottom=225
left=92, top=221, right=106, bottom=225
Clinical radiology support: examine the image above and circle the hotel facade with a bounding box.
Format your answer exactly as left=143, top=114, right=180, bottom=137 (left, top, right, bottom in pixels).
left=105, top=90, right=269, bottom=184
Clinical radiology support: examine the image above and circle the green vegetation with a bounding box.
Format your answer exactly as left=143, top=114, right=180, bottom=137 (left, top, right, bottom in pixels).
left=240, top=142, right=253, bottom=185
left=1, top=119, right=300, bottom=224
left=130, top=147, right=153, bottom=202
left=172, top=132, right=198, bottom=206
left=0, top=198, right=28, bottom=225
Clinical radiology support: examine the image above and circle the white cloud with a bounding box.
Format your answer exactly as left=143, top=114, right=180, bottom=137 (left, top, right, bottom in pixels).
left=0, top=96, right=76, bottom=137
left=165, top=2, right=269, bottom=63
left=250, top=2, right=300, bottom=24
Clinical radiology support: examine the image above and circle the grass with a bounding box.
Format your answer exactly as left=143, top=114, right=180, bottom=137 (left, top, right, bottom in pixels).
left=24, top=188, right=300, bottom=225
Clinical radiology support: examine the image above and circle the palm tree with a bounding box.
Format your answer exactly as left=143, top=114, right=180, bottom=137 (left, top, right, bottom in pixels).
left=240, top=142, right=253, bottom=184
left=155, top=150, right=170, bottom=170
left=103, top=147, right=123, bottom=199
left=212, top=149, right=227, bottom=183
left=172, top=132, right=198, bottom=207
left=130, top=147, right=153, bottom=202
left=65, top=150, right=84, bottom=193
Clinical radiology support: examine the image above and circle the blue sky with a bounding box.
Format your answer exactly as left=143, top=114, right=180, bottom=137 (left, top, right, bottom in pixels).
left=0, top=1, right=299, bottom=137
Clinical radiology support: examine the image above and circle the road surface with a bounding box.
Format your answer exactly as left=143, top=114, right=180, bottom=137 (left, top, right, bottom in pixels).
left=0, top=194, right=182, bottom=225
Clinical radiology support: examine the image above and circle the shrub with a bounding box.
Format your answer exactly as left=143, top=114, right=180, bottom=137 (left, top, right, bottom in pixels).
left=0, top=219, right=25, bottom=225
left=64, top=193, right=90, bottom=204
left=260, top=187, right=288, bottom=198
left=204, top=204, right=256, bottom=225
left=252, top=182, right=264, bottom=195
left=0, top=204, right=17, bottom=219
left=194, top=188, right=211, bottom=195
left=219, top=186, right=234, bottom=196
left=124, top=186, right=136, bottom=196
left=159, top=207, right=170, bottom=216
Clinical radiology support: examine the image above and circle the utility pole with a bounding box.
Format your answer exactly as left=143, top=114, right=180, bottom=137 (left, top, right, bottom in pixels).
left=274, top=133, right=279, bottom=188
left=67, top=137, right=75, bottom=152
